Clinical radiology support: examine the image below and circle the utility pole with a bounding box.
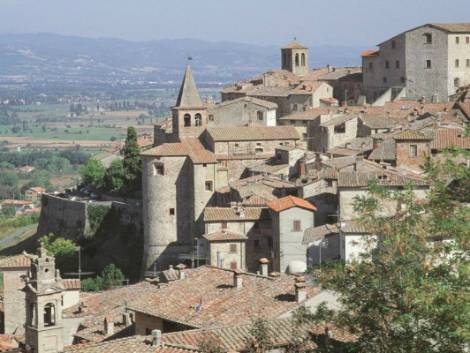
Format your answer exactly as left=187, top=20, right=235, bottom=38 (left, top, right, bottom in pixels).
left=76, top=246, right=82, bottom=281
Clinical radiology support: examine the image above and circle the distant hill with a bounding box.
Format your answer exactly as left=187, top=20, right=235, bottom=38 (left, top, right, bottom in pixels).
left=0, top=33, right=365, bottom=85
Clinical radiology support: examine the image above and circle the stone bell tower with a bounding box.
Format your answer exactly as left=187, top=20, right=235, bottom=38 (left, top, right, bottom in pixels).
left=24, top=247, right=64, bottom=353
left=281, top=40, right=309, bottom=76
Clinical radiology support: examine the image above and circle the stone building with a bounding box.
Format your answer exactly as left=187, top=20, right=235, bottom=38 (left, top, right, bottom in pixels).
left=393, top=130, right=432, bottom=172
left=207, top=96, right=277, bottom=127
left=362, top=23, right=470, bottom=103
left=24, top=247, right=65, bottom=353
left=281, top=40, right=310, bottom=76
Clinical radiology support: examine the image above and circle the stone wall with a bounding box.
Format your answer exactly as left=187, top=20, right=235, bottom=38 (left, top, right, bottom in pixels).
left=3, top=269, right=28, bottom=335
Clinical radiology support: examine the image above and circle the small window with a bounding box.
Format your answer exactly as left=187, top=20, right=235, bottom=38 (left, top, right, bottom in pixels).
left=425, top=60, right=432, bottom=69
left=254, top=239, right=260, bottom=248
left=257, top=111, right=264, bottom=121
left=409, top=144, right=418, bottom=158
left=385, top=60, right=390, bottom=69
left=184, top=114, right=191, bottom=127
left=256, top=142, right=262, bottom=146
left=44, top=303, right=56, bottom=327
left=456, top=36, right=460, bottom=44
left=229, top=244, right=237, bottom=253
left=155, top=163, right=164, bottom=176
left=208, top=114, right=214, bottom=121
left=203, top=163, right=207, bottom=167
left=326, top=180, right=333, bottom=187
left=467, top=59, right=470, bottom=68
left=334, top=123, right=346, bottom=133
left=195, top=113, right=202, bottom=126
left=255, top=147, right=264, bottom=153
left=221, top=221, right=227, bottom=229
left=467, top=36, right=470, bottom=44
left=369, top=62, right=373, bottom=70
left=391, top=40, right=396, bottom=49
left=383, top=77, right=388, bottom=83
left=169, top=208, right=175, bottom=215
left=395, top=60, right=400, bottom=69
left=424, top=33, right=432, bottom=44
left=234, top=143, right=239, bottom=147
left=401, top=76, right=406, bottom=83
left=205, top=180, right=213, bottom=191
left=293, top=220, right=302, bottom=232
left=456, top=59, right=460, bottom=68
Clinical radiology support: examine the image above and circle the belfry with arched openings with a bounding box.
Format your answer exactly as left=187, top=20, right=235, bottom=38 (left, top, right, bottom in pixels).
left=281, top=39, right=309, bottom=76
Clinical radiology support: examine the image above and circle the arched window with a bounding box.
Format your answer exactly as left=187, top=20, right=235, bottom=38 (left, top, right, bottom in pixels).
left=195, top=113, right=202, bottom=126
left=295, top=54, right=300, bottom=67
left=184, top=114, right=191, bottom=127
left=44, top=303, right=56, bottom=327
left=301, top=53, right=306, bottom=66
left=257, top=111, right=264, bottom=121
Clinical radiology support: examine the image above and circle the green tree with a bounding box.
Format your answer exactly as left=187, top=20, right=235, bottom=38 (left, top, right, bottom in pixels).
left=79, top=159, right=106, bottom=189
left=122, top=126, right=142, bottom=194
left=103, top=160, right=125, bottom=193
left=81, top=263, right=124, bottom=292
left=1, top=205, right=16, bottom=218
left=296, top=150, right=470, bottom=353
left=39, top=235, right=77, bottom=273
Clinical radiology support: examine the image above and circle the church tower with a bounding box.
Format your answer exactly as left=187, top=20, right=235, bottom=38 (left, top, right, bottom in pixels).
left=171, top=65, right=208, bottom=139
left=281, top=40, right=309, bottom=76
left=24, top=247, right=64, bottom=353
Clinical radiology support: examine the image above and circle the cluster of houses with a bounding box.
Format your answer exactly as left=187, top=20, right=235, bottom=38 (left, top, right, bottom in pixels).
left=0, top=22, right=469, bottom=353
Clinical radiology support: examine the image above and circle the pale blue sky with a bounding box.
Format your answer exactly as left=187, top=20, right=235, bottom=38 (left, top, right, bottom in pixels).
left=1, top=0, right=469, bottom=46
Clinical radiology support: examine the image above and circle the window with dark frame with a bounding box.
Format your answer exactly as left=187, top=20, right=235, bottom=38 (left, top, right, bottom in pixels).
left=229, top=243, right=237, bottom=253
left=409, top=144, right=418, bottom=158
left=424, top=33, right=432, bottom=44
left=334, top=123, right=346, bottom=134
left=467, top=59, right=470, bottom=68
left=396, top=60, right=400, bottom=69
left=221, top=221, right=227, bottom=229
left=154, top=163, right=164, bottom=176
left=425, top=60, right=432, bottom=69
left=456, top=36, right=460, bottom=44
left=391, top=40, right=396, bottom=49
left=385, top=60, right=390, bottom=69
left=456, top=59, right=460, bottom=68
left=205, top=180, right=213, bottom=191
left=169, top=208, right=175, bottom=216
left=293, top=220, right=301, bottom=232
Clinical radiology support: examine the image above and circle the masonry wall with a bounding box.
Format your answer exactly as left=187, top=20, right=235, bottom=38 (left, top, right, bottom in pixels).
left=395, top=140, right=430, bottom=171
left=207, top=241, right=246, bottom=270
left=447, top=33, right=470, bottom=96
left=208, top=101, right=276, bottom=127
left=2, top=269, right=27, bottom=335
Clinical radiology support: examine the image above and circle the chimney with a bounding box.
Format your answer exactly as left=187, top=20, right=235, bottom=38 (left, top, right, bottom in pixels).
left=151, top=329, right=162, bottom=347
left=233, top=269, right=243, bottom=289
left=259, top=258, right=270, bottom=276
left=123, top=312, right=132, bottom=327
left=104, top=316, right=114, bottom=336
left=176, top=263, right=186, bottom=279
left=295, top=276, right=307, bottom=303
left=298, top=158, right=306, bottom=177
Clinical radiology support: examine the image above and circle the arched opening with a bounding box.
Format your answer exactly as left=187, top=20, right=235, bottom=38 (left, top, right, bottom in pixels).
left=184, top=114, right=191, bottom=127
left=257, top=111, right=264, bottom=121
left=295, top=53, right=300, bottom=67
left=44, top=303, right=56, bottom=327
left=195, top=113, right=202, bottom=126
left=301, top=53, right=306, bottom=66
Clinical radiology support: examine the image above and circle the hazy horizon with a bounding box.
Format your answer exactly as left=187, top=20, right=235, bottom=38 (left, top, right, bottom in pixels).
left=1, top=0, right=470, bottom=47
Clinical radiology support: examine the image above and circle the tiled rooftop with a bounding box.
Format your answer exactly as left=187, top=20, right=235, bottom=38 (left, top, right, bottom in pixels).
left=202, top=229, right=247, bottom=242
left=207, top=126, right=299, bottom=142
left=128, top=266, right=320, bottom=329
left=142, top=138, right=217, bottom=164
left=204, top=207, right=270, bottom=222
left=266, top=195, right=317, bottom=212
left=0, top=254, right=31, bottom=269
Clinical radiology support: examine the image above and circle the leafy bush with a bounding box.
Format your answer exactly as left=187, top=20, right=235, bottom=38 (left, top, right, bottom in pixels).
left=81, top=263, right=124, bottom=292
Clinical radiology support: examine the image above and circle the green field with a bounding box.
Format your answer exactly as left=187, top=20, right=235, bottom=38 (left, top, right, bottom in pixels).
left=0, top=125, right=126, bottom=141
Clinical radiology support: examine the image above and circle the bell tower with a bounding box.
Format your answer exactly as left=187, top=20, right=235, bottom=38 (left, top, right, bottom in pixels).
left=281, top=40, right=309, bottom=76
left=171, top=65, right=208, bottom=139
left=24, top=247, right=64, bottom=353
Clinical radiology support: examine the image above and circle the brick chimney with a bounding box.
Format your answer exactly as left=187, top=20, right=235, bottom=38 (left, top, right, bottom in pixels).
left=151, top=329, right=162, bottom=347
left=259, top=258, right=270, bottom=276
left=233, top=269, right=243, bottom=289
left=176, top=263, right=186, bottom=280
left=104, top=316, right=114, bottom=336
left=295, top=276, right=307, bottom=303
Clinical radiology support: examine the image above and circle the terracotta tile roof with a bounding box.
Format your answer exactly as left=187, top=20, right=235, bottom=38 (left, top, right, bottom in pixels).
left=128, top=266, right=320, bottom=329
left=429, top=23, right=470, bottom=33
left=320, top=114, right=358, bottom=127
left=28, top=186, right=46, bottom=193
left=142, top=138, right=217, bottom=164
left=338, top=171, right=427, bottom=188
left=64, top=335, right=200, bottom=353
left=210, top=96, right=278, bottom=110
left=393, top=130, right=432, bottom=141
left=202, top=229, right=247, bottom=242
left=431, top=128, right=470, bottom=150
left=204, top=207, right=270, bottom=222
left=279, top=108, right=331, bottom=121
left=62, top=278, right=81, bottom=290
left=266, top=195, right=317, bottom=212
left=361, top=50, right=379, bottom=57
left=282, top=40, right=308, bottom=49
left=0, top=199, right=33, bottom=206
left=0, top=254, right=31, bottom=269
left=368, top=139, right=396, bottom=161
left=207, top=126, right=299, bottom=142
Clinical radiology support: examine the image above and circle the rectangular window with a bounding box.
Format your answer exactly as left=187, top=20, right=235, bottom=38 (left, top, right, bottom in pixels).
left=169, top=208, right=175, bottom=216
left=395, top=60, right=400, bottom=69
left=334, top=123, right=346, bottom=133
left=229, top=244, right=237, bottom=254
left=254, top=239, right=260, bottom=248
left=293, top=220, right=302, bottom=232
left=456, top=59, right=460, bottom=68
left=409, top=144, right=418, bottom=158
left=425, top=60, right=432, bottom=69
left=456, top=36, right=460, bottom=44
left=391, top=40, right=396, bottom=49
left=255, top=147, right=264, bottom=153
left=154, top=163, right=164, bottom=176
left=424, top=33, right=432, bottom=44
left=401, top=76, right=406, bottom=83
left=467, top=59, right=470, bottom=68
left=205, top=180, right=213, bottom=191
left=383, top=77, right=388, bottom=83
left=467, top=36, right=470, bottom=44
left=369, top=62, right=373, bottom=70
left=221, top=221, right=227, bottom=229
left=385, top=60, right=390, bottom=69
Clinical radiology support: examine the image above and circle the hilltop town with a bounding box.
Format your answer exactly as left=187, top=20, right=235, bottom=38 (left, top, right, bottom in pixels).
left=0, top=23, right=469, bottom=353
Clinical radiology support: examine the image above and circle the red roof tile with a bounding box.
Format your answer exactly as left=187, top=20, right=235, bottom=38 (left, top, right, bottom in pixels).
left=266, top=195, right=316, bottom=212
left=0, top=254, right=31, bottom=269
